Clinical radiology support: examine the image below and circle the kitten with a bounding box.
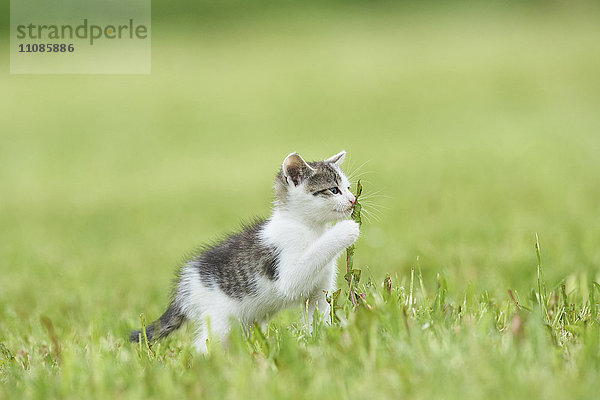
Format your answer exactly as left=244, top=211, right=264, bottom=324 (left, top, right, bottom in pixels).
left=130, top=151, right=360, bottom=352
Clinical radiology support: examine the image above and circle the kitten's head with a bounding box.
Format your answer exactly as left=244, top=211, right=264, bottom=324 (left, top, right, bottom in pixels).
left=275, top=151, right=356, bottom=223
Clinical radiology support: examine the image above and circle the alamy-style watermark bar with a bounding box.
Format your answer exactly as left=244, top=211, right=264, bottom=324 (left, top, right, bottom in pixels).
left=10, top=0, right=151, bottom=74
left=16, top=19, right=149, bottom=46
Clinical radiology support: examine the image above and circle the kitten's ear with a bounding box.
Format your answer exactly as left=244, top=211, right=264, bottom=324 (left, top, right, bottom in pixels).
left=325, top=150, right=346, bottom=165
left=282, top=153, right=315, bottom=186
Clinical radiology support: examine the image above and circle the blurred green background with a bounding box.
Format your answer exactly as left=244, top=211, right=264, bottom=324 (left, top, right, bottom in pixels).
left=1, top=0, right=600, bottom=329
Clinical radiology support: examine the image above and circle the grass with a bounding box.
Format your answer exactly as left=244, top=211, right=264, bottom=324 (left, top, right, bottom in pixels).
left=1, top=2, right=600, bottom=398
left=1, top=241, right=598, bottom=399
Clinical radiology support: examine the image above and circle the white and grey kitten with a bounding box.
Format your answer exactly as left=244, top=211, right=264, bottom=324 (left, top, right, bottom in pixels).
left=130, top=151, right=359, bottom=352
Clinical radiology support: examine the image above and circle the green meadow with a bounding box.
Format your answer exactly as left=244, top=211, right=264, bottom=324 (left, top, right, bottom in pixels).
left=1, top=2, right=600, bottom=398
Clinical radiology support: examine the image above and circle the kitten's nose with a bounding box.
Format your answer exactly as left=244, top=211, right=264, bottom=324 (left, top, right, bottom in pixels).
left=350, top=196, right=356, bottom=205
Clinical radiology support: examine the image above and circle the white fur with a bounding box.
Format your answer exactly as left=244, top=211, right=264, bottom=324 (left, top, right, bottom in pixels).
left=179, top=152, right=359, bottom=353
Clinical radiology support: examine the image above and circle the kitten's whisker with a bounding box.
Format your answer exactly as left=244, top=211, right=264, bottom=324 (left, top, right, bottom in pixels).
left=346, top=160, right=370, bottom=178
left=359, top=189, right=386, bottom=197
left=360, top=210, right=374, bottom=223
left=360, top=208, right=381, bottom=223
left=359, top=193, right=391, bottom=201
left=360, top=206, right=384, bottom=222
left=360, top=188, right=383, bottom=195
left=348, top=166, right=371, bottom=177
left=359, top=198, right=385, bottom=207
left=345, top=160, right=371, bottom=182
left=348, top=170, right=372, bottom=182
left=360, top=201, right=389, bottom=210
left=360, top=197, right=388, bottom=205
left=362, top=209, right=384, bottom=221
left=361, top=204, right=383, bottom=215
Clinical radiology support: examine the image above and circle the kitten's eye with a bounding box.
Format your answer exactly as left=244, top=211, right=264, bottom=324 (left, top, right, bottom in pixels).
left=313, top=187, right=341, bottom=196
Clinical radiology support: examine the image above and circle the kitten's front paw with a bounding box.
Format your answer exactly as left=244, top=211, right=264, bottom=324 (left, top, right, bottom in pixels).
left=332, top=220, right=360, bottom=248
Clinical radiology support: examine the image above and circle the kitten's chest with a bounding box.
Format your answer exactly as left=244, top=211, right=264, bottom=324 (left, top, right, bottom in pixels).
left=262, top=218, right=324, bottom=254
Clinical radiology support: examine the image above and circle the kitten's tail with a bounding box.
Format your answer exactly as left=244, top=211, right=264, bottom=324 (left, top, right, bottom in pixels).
left=130, top=302, right=186, bottom=343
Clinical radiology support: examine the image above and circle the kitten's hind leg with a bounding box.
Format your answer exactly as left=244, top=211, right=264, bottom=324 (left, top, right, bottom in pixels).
left=307, top=267, right=337, bottom=334
left=307, top=289, right=332, bottom=334
left=194, top=326, right=209, bottom=354
left=194, top=312, right=232, bottom=353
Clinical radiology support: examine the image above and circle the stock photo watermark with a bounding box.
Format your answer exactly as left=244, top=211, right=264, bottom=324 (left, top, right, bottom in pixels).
left=10, top=0, right=151, bottom=74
